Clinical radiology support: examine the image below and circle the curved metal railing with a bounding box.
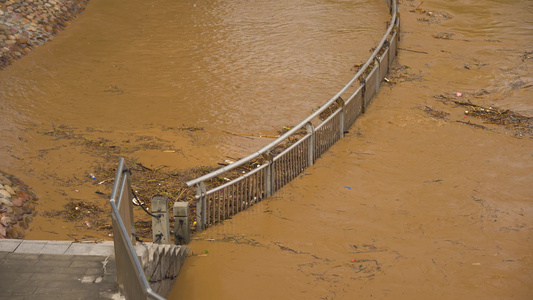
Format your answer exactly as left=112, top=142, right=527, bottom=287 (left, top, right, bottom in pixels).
left=110, top=158, right=165, bottom=300
left=186, top=0, right=400, bottom=231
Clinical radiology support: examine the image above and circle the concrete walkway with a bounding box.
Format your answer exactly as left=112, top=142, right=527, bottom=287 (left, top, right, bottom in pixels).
left=0, top=239, right=124, bottom=300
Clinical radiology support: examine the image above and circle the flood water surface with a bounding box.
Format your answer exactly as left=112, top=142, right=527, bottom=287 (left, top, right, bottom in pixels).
left=170, top=0, right=533, bottom=299
left=0, top=0, right=389, bottom=133
left=0, top=0, right=388, bottom=239
left=0, top=0, right=531, bottom=298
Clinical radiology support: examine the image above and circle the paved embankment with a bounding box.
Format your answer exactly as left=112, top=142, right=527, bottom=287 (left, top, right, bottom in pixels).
left=0, top=0, right=89, bottom=69
left=0, top=239, right=121, bottom=299
left=1, top=239, right=190, bottom=299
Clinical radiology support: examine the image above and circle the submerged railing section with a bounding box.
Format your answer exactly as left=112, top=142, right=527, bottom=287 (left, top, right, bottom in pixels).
left=110, top=158, right=165, bottom=300
left=186, top=0, right=400, bottom=232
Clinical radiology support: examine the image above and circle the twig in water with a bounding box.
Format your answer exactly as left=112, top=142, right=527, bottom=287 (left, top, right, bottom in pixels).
left=399, top=48, right=428, bottom=54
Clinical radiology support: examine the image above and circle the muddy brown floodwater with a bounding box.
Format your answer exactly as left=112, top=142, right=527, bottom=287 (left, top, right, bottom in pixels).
left=0, top=0, right=532, bottom=298
left=170, top=0, right=533, bottom=299
left=0, top=0, right=388, bottom=240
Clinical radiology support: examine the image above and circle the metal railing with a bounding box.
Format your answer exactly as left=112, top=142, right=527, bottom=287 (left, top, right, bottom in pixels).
left=187, top=0, right=400, bottom=231
left=110, top=158, right=165, bottom=300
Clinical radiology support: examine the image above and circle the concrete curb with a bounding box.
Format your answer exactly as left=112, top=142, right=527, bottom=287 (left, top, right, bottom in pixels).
left=0, top=239, right=190, bottom=299
left=0, top=239, right=122, bottom=300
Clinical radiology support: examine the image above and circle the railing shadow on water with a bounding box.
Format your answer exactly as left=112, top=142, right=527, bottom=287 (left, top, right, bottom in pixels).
left=110, top=157, right=165, bottom=300
left=185, top=0, right=400, bottom=232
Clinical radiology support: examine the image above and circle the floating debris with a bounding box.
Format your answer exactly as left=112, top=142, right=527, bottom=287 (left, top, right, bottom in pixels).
left=419, top=105, right=450, bottom=120
left=434, top=94, right=533, bottom=136
left=433, top=32, right=454, bottom=40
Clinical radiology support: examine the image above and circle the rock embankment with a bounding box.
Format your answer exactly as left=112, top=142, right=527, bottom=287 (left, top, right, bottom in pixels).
left=0, top=0, right=89, bottom=69
left=0, top=172, right=39, bottom=239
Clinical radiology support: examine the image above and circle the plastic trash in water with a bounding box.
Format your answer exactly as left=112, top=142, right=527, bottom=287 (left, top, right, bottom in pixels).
left=89, top=174, right=96, bottom=180
left=132, top=197, right=144, bottom=206
left=344, top=186, right=352, bottom=190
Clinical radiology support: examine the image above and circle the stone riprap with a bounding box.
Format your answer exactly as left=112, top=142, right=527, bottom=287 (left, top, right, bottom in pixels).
left=0, top=172, right=39, bottom=239
left=0, top=0, right=90, bottom=69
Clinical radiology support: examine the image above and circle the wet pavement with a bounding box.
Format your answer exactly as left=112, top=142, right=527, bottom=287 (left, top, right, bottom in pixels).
left=0, top=239, right=120, bottom=300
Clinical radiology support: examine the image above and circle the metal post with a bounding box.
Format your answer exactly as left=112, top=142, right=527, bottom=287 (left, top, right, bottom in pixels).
left=173, top=202, right=190, bottom=245
left=115, top=165, right=136, bottom=245
left=263, top=152, right=273, bottom=197
left=337, top=97, right=345, bottom=138
left=375, top=59, right=381, bottom=93
left=396, top=11, right=401, bottom=41
left=151, top=196, right=170, bottom=244
left=196, top=182, right=207, bottom=232
left=360, top=76, right=367, bottom=114
left=305, top=122, right=315, bottom=166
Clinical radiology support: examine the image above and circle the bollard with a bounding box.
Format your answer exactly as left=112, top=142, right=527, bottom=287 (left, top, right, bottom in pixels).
left=173, top=202, right=190, bottom=245
left=151, top=196, right=170, bottom=244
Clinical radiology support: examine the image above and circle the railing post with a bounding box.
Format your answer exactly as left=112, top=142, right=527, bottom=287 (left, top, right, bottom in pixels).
left=173, top=201, right=190, bottom=245
left=151, top=196, right=170, bottom=244
left=263, top=152, right=273, bottom=197
left=360, top=77, right=367, bottom=114
left=117, top=163, right=136, bottom=244
left=336, top=97, right=346, bottom=138
left=196, top=182, right=207, bottom=231
left=305, top=122, right=315, bottom=166
left=396, top=11, right=401, bottom=41
left=375, top=59, right=381, bottom=93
